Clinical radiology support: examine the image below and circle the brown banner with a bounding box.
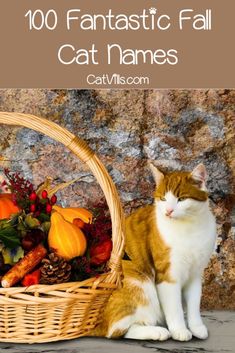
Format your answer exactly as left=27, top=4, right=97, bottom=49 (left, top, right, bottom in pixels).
left=0, top=0, right=234, bottom=88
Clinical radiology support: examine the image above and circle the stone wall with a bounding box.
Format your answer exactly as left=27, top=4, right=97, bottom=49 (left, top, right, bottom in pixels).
left=0, top=89, right=234, bottom=309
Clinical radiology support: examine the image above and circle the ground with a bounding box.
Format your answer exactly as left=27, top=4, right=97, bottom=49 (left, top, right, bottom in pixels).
left=0, top=311, right=234, bottom=353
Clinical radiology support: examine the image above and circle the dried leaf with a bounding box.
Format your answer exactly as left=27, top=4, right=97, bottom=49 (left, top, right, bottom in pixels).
left=47, top=178, right=82, bottom=197
left=36, top=177, right=82, bottom=198
left=41, top=221, right=51, bottom=233
left=25, top=214, right=41, bottom=229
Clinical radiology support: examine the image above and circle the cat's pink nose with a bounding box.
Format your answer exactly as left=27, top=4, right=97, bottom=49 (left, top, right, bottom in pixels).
left=166, top=208, right=174, bottom=216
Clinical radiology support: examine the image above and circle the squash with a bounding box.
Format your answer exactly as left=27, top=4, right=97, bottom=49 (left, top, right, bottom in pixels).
left=52, top=205, right=92, bottom=224
left=48, top=211, right=87, bottom=260
left=0, top=194, right=20, bottom=219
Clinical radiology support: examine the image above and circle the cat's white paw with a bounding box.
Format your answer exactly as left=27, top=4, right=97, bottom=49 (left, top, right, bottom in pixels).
left=125, top=325, right=171, bottom=341
left=150, top=327, right=171, bottom=341
left=190, top=324, right=208, bottom=339
left=171, top=328, right=192, bottom=341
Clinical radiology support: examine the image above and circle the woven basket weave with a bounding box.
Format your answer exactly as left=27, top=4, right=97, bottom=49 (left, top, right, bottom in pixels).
left=0, top=112, right=125, bottom=343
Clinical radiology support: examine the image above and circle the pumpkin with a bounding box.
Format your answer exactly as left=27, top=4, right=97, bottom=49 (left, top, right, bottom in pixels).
left=53, top=205, right=92, bottom=224
left=0, top=194, right=20, bottom=219
left=48, top=211, right=87, bottom=260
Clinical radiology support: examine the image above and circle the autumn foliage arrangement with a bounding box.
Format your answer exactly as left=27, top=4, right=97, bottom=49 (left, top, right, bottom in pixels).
left=0, top=169, right=112, bottom=287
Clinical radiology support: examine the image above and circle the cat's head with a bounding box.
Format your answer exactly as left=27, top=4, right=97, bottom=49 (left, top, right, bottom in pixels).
left=150, top=163, right=208, bottom=220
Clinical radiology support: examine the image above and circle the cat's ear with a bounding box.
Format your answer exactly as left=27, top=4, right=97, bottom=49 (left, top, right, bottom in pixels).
left=149, top=163, right=164, bottom=186
left=191, top=163, right=207, bottom=188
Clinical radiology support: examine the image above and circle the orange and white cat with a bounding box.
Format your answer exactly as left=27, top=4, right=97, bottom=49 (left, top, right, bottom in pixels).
left=92, top=163, right=217, bottom=341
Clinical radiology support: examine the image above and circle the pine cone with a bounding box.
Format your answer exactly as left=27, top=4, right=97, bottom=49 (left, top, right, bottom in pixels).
left=40, top=252, right=71, bottom=284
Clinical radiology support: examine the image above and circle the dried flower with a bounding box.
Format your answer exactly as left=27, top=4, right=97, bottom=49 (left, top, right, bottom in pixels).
left=4, top=169, right=34, bottom=210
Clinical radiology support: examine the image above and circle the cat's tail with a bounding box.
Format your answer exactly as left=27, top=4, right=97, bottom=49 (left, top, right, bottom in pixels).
left=89, top=322, right=127, bottom=338
left=88, top=323, right=106, bottom=337
left=88, top=308, right=130, bottom=338
left=87, top=288, right=133, bottom=338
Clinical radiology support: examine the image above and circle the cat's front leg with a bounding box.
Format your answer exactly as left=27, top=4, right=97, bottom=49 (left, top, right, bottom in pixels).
left=157, top=282, right=192, bottom=341
left=183, top=275, right=208, bottom=339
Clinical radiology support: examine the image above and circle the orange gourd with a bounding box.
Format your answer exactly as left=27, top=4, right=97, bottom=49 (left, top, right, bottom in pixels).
left=53, top=205, right=92, bottom=224
left=48, top=211, right=87, bottom=260
left=0, top=194, right=20, bottom=219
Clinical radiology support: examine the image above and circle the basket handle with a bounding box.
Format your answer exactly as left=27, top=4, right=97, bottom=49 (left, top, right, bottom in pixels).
left=0, top=112, right=125, bottom=283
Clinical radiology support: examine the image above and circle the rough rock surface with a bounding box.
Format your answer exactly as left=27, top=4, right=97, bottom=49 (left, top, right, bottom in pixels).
left=0, top=89, right=234, bottom=309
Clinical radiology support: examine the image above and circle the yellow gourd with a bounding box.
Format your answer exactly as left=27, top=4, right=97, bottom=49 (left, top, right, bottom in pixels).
left=52, top=205, right=92, bottom=224
left=48, top=211, right=87, bottom=260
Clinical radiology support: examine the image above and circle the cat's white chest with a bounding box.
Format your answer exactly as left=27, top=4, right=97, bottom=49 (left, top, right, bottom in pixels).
left=156, top=210, right=216, bottom=284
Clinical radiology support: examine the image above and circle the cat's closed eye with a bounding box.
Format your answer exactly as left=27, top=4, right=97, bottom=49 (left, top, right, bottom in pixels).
left=178, top=197, right=187, bottom=202
left=160, top=197, right=166, bottom=201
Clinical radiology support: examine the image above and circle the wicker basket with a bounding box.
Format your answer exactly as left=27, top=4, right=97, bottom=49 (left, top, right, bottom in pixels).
left=0, top=112, right=125, bottom=343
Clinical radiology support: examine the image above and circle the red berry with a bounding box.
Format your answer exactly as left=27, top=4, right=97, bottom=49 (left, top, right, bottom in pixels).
left=73, top=218, right=85, bottom=229
left=30, top=204, right=36, bottom=213
left=46, top=203, right=52, bottom=214
left=29, top=191, right=37, bottom=201
left=41, top=190, right=48, bottom=199
left=50, top=194, right=57, bottom=205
